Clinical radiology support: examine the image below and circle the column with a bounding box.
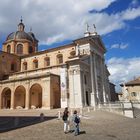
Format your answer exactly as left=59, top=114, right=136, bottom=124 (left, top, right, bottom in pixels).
left=25, top=81, right=30, bottom=109
left=79, top=70, right=85, bottom=107
left=73, top=68, right=83, bottom=108
left=25, top=92, right=29, bottom=109
left=100, top=57, right=105, bottom=103
left=93, top=53, right=100, bottom=104
left=69, top=67, right=83, bottom=108
left=94, top=54, right=99, bottom=103
left=10, top=91, right=14, bottom=109
left=101, top=59, right=107, bottom=103
left=82, top=71, right=86, bottom=106
left=60, top=67, right=68, bottom=108
left=90, top=51, right=96, bottom=107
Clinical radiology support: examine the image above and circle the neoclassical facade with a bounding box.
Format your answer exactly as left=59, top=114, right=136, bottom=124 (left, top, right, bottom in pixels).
left=0, top=20, right=111, bottom=109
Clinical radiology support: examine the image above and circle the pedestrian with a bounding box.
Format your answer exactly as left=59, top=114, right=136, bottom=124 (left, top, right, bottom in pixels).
left=62, top=107, right=70, bottom=134
left=72, top=110, right=80, bottom=136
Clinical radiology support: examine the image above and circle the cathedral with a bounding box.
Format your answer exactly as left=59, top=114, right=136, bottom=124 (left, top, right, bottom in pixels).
left=0, top=19, right=111, bottom=109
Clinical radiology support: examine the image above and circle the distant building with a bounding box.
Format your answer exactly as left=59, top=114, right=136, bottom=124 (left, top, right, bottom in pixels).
left=109, top=83, right=118, bottom=102
left=120, top=77, right=140, bottom=101
left=0, top=19, right=111, bottom=109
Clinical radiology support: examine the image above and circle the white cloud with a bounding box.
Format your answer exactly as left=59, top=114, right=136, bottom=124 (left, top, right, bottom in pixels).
left=107, top=57, right=140, bottom=92
left=110, top=43, right=128, bottom=49
left=121, top=7, right=140, bottom=20
left=0, top=0, right=117, bottom=45
left=0, top=0, right=140, bottom=45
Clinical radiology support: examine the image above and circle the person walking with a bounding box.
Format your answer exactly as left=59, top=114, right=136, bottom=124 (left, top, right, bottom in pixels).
left=72, top=110, right=80, bottom=136
left=62, top=107, right=70, bottom=134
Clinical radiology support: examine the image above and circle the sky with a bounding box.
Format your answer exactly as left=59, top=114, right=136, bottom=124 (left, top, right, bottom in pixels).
left=0, top=0, right=140, bottom=92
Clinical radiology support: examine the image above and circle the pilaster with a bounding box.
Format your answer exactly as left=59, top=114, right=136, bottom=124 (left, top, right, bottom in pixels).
left=25, top=80, right=30, bottom=109
left=10, top=85, right=15, bottom=109
left=90, top=51, right=96, bottom=107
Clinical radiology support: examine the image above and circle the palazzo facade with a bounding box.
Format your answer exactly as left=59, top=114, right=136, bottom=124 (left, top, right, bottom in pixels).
left=0, top=20, right=111, bottom=109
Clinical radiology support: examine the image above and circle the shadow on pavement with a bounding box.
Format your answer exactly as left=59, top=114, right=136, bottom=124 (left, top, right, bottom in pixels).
left=79, top=131, right=86, bottom=135
left=69, top=130, right=86, bottom=135
left=0, top=115, right=57, bottom=133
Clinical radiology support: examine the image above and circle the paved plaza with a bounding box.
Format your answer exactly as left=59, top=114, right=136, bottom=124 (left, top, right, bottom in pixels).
left=0, top=109, right=140, bottom=140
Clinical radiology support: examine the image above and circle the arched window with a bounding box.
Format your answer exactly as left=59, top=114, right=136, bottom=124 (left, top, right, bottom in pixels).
left=33, top=59, right=38, bottom=69
left=44, top=57, right=50, bottom=66
left=23, top=62, right=27, bottom=71
left=7, top=45, right=11, bottom=53
left=57, top=54, right=63, bottom=64
left=17, top=44, right=23, bottom=54
left=70, top=51, right=76, bottom=57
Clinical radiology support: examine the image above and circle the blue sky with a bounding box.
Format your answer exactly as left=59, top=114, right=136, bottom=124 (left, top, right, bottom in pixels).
left=0, top=0, right=140, bottom=91
left=103, top=0, right=140, bottom=59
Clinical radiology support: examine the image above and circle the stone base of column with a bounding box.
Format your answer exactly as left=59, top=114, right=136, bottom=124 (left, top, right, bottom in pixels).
left=25, top=107, right=29, bottom=110
left=61, top=98, right=68, bottom=108
left=90, top=93, right=96, bottom=110
left=41, top=106, right=52, bottom=110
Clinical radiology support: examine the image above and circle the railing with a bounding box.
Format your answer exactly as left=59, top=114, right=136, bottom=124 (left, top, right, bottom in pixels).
left=132, top=101, right=140, bottom=118
left=96, top=102, right=124, bottom=115
left=96, top=101, right=140, bottom=118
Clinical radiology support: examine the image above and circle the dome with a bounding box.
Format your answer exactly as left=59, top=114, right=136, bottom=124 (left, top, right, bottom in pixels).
left=6, top=31, right=34, bottom=42
left=28, top=32, right=38, bottom=42
left=6, top=19, right=38, bottom=42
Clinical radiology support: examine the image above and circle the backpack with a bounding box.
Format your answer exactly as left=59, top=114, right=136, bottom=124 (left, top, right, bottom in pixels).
left=74, top=116, right=80, bottom=124
left=62, top=112, right=68, bottom=121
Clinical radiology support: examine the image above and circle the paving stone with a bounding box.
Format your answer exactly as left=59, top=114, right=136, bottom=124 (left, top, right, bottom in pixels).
left=0, top=109, right=140, bottom=140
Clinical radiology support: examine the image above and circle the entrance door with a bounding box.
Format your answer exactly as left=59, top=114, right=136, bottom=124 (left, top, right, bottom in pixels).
left=86, top=91, right=89, bottom=106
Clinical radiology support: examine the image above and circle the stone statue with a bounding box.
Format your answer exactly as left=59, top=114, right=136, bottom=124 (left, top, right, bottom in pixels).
left=123, top=83, right=129, bottom=101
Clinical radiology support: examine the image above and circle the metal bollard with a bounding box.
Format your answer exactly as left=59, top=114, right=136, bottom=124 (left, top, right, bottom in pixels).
left=58, top=111, right=61, bottom=119
left=40, top=113, right=44, bottom=121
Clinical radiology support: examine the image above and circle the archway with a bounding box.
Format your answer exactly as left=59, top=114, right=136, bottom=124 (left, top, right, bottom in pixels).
left=1, top=88, right=11, bottom=109
left=29, top=83, right=42, bottom=109
left=14, top=86, right=26, bottom=109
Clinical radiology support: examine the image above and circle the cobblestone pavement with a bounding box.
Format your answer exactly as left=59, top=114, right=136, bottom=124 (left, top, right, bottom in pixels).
left=0, top=109, right=140, bottom=140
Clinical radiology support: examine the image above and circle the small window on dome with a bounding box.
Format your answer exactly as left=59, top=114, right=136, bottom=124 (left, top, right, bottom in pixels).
left=7, top=45, right=11, bottom=53
left=17, top=44, right=23, bottom=54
